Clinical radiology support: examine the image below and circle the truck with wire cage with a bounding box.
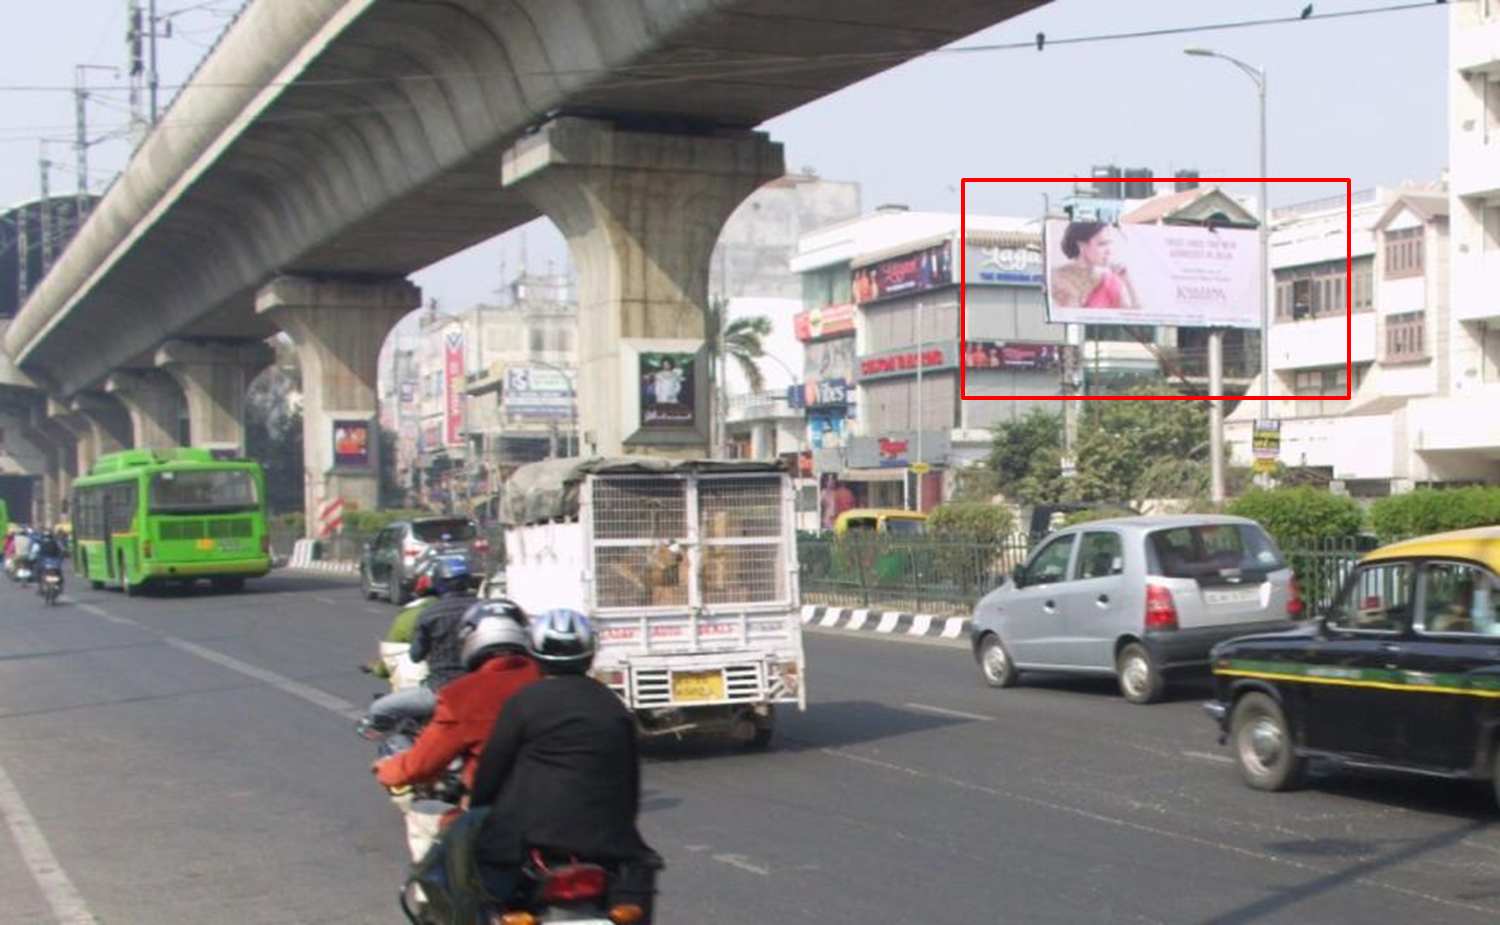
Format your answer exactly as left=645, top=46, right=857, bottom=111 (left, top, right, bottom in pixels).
left=499, top=457, right=805, bottom=745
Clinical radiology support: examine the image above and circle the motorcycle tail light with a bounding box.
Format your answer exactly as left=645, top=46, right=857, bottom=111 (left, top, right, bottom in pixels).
left=610, top=905, right=647, bottom=924
left=474, top=537, right=490, bottom=553
left=499, top=914, right=536, bottom=925
left=538, top=866, right=608, bottom=902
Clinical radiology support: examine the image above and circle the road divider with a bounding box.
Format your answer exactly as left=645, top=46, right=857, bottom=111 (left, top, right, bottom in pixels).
left=286, top=538, right=360, bottom=575
left=801, top=604, right=968, bottom=641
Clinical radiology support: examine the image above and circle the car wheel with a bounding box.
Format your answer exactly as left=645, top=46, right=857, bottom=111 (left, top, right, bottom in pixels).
left=978, top=633, right=1019, bottom=689
left=1231, top=692, right=1303, bottom=791
left=1116, top=642, right=1165, bottom=704
left=360, top=567, right=376, bottom=601
left=390, top=578, right=410, bottom=606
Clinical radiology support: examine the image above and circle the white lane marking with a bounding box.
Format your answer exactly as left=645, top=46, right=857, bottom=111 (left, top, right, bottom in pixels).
left=846, top=609, right=870, bottom=631
left=875, top=612, right=901, bottom=633
left=908, top=614, right=933, bottom=636
left=75, top=602, right=133, bottom=627
left=74, top=600, right=364, bottom=722
left=940, top=617, right=966, bottom=639
left=0, top=759, right=98, bottom=924
left=903, top=702, right=993, bottom=722
left=711, top=854, right=769, bottom=876
left=822, top=747, right=1495, bottom=917
left=163, top=637, right=364, bottom=721
left=1181, top=750, right=1234, bottom=765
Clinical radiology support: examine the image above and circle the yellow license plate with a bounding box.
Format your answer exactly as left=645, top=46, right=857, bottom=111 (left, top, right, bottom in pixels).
left=671, top=670, right=725, bottom=703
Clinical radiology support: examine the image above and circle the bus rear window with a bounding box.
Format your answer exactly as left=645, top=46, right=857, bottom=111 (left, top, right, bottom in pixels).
left=150, top=471, right=259, bottom=513
left=413, top=519, right=477, bottom=543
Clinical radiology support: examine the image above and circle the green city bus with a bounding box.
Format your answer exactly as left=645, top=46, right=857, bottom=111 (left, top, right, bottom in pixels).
left=72, top=449, right=271, bottom=594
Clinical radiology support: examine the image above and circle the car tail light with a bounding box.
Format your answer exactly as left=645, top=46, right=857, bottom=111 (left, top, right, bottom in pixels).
left=1145, top=585, right=1178, bottom=631
left=403, top=542, right=421, bottom=560
left=538, top=866, right=608, bottom=903
left=1286, top=575, right=1305, bottom=617
left=473, top=537, right=490, bottom=554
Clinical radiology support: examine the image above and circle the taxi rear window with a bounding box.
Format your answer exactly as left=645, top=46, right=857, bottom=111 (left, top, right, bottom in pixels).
left=1148, top=524, right=1285, bottom=578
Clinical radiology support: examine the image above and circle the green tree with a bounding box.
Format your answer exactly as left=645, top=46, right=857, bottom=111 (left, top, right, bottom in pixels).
left=986, top=408, right=1067, bottom=506
left=705, top=297, right=773, bottom=454
left=1073, top=381, right=1211, bottom=508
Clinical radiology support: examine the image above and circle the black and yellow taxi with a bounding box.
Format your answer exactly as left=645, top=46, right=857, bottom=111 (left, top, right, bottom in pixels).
left=1204, top=527, right=1500, bottom=804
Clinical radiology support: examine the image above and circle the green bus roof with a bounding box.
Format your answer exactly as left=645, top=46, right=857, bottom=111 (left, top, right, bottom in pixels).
left=78, top=449, right=260, bottom=482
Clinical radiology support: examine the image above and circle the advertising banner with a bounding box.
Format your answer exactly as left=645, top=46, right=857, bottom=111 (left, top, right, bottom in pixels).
left=963, top=341, right=1069, bottom=371
left=964, top=242, right=1044, bottom=286
left=791, top=378, right=849, bottom=408
left=855, top=342, right=958, bottom=382
left=794, top=303, right=857, bottom=341
left=1044, top=219, right=1259, bottom=328
left=852, top=242, right=953, bottom=304
left=443, top=329, right=465, bottom=445
left=1252, top=419, right=1281, bottom=474
left=333, top=420, right=371, bottom=468
left=639, top=351, right=698, bottom=427
left=808, top=414, right=848, bottom=450
left=503, top=366, right=574, bottom=420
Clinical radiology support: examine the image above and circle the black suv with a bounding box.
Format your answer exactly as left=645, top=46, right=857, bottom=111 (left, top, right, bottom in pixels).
left=359, top=516, right=487, bottom=604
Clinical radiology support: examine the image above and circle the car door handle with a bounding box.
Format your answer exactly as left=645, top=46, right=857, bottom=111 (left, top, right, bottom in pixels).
left=1096, top=594, right=1110, bottom=607
left=1043, top=599, right=1056, bottom=612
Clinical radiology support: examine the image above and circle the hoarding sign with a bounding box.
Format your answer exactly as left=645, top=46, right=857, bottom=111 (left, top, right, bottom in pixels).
left=333, top=419, right=372, bottom=468
left=443, top=329, right=465, bottom=445
left=964, top=243, right=1044, bottom=286
left=794, top=303, right=856, bottom=341
left=852, top=242, right=953, bottom=304
left=1043, top=219, right=1259, bottom=328
left=855, top=342, right=958, bottom=381
left=963, top=341, right=1069, bottom=371
left=639, top=351, right=698, bottom=427
left=1252, top=419, right=1281, bottom=474
left=503, top=366, right=574, bottom=420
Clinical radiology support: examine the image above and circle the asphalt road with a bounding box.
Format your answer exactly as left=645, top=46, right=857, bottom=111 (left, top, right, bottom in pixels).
left=1, top=572, right=1497, bottom=924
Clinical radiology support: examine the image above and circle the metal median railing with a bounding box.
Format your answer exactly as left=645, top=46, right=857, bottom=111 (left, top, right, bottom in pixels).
left=796, top=535, right=1370, bottom=618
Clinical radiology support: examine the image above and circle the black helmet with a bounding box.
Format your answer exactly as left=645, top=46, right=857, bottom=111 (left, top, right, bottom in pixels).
left=527, top=609, right=597, bottom=673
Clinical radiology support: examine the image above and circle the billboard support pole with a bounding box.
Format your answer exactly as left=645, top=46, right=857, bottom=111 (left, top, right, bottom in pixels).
left=1209, top=329, right=1225, bottom=504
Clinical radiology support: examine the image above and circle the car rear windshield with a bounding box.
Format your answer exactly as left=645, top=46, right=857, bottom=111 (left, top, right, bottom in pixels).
left=1148, top=524, right=1284, bottom=578
left=412, top=519, right=476, bottom=543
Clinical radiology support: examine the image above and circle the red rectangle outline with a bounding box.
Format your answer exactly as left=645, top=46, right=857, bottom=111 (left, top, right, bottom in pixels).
left=959, top=177, right=1353, bottom=402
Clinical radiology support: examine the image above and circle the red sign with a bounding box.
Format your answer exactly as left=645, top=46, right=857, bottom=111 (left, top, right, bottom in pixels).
left=444, top=329, right=465, bottom=446
left=859, top=348, right=946, bottom=378
left=794, top=303, right=856, bottom=341
left=878, top=438, right=909, bottom=460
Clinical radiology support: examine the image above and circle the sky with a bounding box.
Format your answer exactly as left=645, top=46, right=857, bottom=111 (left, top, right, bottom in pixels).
left=0, top=0, right=1453, bottom=326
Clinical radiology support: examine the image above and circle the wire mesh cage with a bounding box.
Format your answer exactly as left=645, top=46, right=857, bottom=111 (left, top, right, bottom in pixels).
left=590, top=477, right=688, bottom=541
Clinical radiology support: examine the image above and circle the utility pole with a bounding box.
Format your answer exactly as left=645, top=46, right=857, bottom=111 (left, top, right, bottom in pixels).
left=127, top=0, right=170, bottom=142
left=74, top=65, right=116, bottom=222
left=38, top=144, right=54, bottom=274
left=914, top=298, right=925, bottom=513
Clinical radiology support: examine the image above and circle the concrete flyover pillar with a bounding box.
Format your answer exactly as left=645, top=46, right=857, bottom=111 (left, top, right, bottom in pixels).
left=47, top=398, right=103, bottom=477
left=30, top=405, right=77, bottom=521
left=256, top=276, right=419, bottom=530
left=104, top=370, right=184, bottom=451
left=71, top=392, right=133, bottom=464
left=501, top=117, right=784, bottom=457
left=155, top=340, right=274, bottom=453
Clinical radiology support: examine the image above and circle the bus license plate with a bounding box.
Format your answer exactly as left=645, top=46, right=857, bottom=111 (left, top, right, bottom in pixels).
left=672, top=670, right=724, bottom=703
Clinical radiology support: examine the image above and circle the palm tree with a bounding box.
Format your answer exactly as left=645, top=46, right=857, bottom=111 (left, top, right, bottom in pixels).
left=706, top=297, right=772, bottom=457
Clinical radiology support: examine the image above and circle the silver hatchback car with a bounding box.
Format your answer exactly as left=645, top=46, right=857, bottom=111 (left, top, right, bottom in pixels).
left=970, top=515, right=1301, bottom=703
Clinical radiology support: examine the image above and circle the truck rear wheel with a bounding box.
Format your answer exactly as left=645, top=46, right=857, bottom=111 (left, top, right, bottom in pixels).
left=744, top=706, right=775, bottom=749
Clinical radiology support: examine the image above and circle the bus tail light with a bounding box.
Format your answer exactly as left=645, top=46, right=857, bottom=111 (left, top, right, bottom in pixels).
left=142, top=541, right=153, bottom=559
left=261, top=535, right=271, bottom=554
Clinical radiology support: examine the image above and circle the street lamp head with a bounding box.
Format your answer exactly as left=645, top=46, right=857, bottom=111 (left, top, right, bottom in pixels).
left=1183, top=47, right=1216, bottom=57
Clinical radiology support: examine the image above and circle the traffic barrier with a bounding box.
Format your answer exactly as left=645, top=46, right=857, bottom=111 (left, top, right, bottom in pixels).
left=285, top=538, right=359, bottom=575
left=801, top=604, right=968, bottom=641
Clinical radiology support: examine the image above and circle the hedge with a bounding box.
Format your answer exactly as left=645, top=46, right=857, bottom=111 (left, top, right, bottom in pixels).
left=1369, top=487, right=1500, bottom=544
left=1226, top=488, right=1364, bottom=548
left=927, top=503, right=1016, bottom=542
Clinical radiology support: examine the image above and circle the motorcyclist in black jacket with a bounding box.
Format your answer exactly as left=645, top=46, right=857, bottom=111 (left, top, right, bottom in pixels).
left=469, top=608, right=658, bottom=908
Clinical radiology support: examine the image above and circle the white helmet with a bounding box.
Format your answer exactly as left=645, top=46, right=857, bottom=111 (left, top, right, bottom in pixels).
left=460, top=614, right=529, bottom=672
left=528, top=609, right=597, bottom=673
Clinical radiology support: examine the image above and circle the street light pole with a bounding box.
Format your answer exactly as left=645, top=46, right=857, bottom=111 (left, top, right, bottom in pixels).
left=915, top=298, right=925, bottom=513
left=1186, top=47, right=1272, bottom=492
left=528, top=358, right=576, bottom=457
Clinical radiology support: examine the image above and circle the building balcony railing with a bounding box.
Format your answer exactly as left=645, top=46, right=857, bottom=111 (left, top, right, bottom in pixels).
left=724, top=390, right=802, bottom=423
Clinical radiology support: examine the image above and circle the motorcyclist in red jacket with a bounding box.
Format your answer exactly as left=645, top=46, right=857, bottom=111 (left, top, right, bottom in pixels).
left=373, top=600, right=541, bottom=791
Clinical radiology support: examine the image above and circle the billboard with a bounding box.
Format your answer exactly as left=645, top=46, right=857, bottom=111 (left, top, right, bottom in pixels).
left=794, top=303, right=856, bottom=341
left=503, top=366, right=574, bottom=421
left=964, top=341, right=1069, bottom=371
left=852, top=242, right=953, bottom=304
left=856, top=342, right=958, bottom=382
left=333, top=420, right=371, bottom=468
left=639, top=351, right=698, bottom=428
left=1043, top=219, right=1259, bottom=328
left=443, top=329, right=465, bottom=445
left=964, top=242, right=1044, bottom=286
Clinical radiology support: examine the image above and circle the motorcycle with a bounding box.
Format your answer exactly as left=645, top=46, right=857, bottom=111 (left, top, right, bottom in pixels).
left=36, top=558, right=64, bottom=605
left=399, top=846, right=661, bottom=925
left=359, top=702, right=465, bottom=865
